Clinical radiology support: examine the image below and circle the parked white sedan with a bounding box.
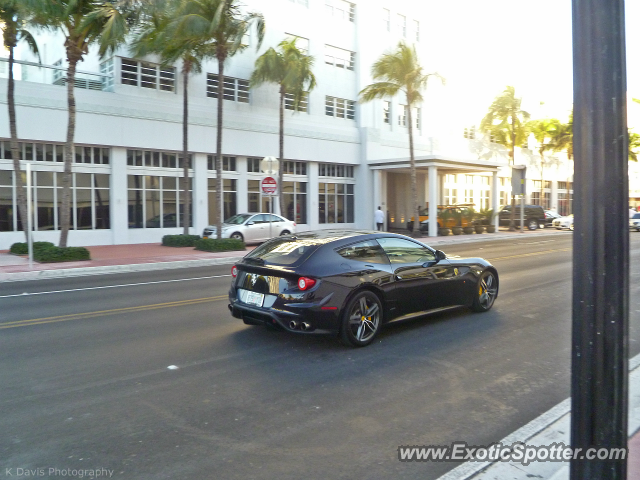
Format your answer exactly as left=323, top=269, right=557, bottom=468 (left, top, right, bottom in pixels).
left=631, top=213, right=640, bottom=231
left=552, top=214, right=574, bottom=230
left=202, top=213, right=296, bottom=244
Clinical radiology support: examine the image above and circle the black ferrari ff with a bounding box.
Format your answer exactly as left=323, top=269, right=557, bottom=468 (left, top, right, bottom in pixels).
left=228, top=230, right=498, bottom=347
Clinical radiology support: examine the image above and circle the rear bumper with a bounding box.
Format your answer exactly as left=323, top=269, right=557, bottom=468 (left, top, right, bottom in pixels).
left=229, top=298, right=340, bottom=335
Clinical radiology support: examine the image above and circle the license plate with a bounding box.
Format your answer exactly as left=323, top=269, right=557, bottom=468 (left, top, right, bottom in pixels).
left=245, top=291, right=264, bottom=307
left=203, top=236, right=208, bottom=239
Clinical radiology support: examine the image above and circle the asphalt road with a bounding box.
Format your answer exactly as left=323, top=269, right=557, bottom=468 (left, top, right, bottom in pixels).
left=2, top=232, right=640, bottom=480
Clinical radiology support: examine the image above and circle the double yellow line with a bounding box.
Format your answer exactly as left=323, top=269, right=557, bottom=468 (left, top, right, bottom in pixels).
left=488, top=247, right=571, bottom=261
left=1, top=295, right=227, bottom=330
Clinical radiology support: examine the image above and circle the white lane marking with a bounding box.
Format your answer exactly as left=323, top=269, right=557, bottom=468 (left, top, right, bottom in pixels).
left=0, top=275, right=231, bottom=298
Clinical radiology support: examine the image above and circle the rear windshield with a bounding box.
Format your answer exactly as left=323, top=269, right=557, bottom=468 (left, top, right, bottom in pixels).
left=245, top=238, right=321, bottom=266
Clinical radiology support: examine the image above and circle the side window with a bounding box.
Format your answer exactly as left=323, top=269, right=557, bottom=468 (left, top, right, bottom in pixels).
left=250, top=214, right=266, bottom=224
left=376, top=237, right=435, bottom=264
left=265, top=214, right=282, bottom=223
left=336, top=240, right=389, bottom=264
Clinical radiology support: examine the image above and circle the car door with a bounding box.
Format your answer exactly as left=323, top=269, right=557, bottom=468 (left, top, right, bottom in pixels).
left=376, top=237, right=453, bottom=316
left=264, top=214, right=283, bottom=239
left=244, top=214, right=267, bottom=243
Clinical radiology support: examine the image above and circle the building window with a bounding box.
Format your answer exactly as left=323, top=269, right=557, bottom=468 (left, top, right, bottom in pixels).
left=284, top=34, right=309, bottom=54
left=100, top=58, right=114, bottom=91
left=285, top=92, right=308, bottom=112
left=120, top=58, right=175, bottom=92
left=325, top=96, right=355, bottom=120
left=397, top=14, right=406, bottom=37
left=282, top=161, right=307, bottom=175
left=413, top=107, right=421, bottom=130
left=398, top=104, right=407, bottom=126
left=0, top=170, right=110, bottom=232
left=128, top=175, right=192, bottom=229
left=248, top=179, right=277, bottom=214
left=319, top=163, right=354, bottom=178
left=283, top=181, right=307, bottom=223
left=319, top=182, right=354, bottom=224
left=464, top=126, right=476, bottom=139
left=383, top=101, right=390, bottom=124
left=207, top=155, right=236, bottom=171
left=383, top=8, right=390, bottom=31
left=206, top=75, right=250, bottom=103
left=127, top=149, right=191, bottom=169
left=247, top=157, right=261, bottom=173
left=414, top=20, right=420, bottom=42
left=324, top=45, right=355, bottom=70
left=326, top=0, right=355, bottom=22
left=208, top=178, right=237, bottom=223
left=1, top=140, right=109, bottom=164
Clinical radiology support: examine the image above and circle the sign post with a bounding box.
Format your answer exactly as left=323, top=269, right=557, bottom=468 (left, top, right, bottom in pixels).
left=261, top=176, right=278, bottom=239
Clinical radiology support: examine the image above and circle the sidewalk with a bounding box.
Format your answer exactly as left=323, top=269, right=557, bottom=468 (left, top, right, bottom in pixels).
left=0, top=227, right=569, bottom=283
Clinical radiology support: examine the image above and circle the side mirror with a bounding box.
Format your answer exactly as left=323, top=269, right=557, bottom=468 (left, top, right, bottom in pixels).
left=246, top=221, right=255, bottom=226
left=435, top=250, right=447, bottom=261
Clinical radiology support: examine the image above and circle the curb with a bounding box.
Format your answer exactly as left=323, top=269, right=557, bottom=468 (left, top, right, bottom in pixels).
left=0, top=230, right=571, bottom=283
left=437, top=353, right=640, bottom=479
left=0, top=256, right=245, bottom=283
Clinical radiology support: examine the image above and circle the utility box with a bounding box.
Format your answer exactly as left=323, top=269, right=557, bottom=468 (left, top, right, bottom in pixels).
left=511, top=165, right=527, bottom=195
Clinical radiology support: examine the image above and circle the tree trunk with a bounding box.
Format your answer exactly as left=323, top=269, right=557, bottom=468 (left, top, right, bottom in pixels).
left=278, top=85, right=285, bottom=217
left=7, top=44, right=29, bottom=241
left=509, top=110, right=517, bottom=231
left=407, top=105, right=420, bottom=237
left=60, top=55, right=79, bottom=248
left=182, top=66, right=190, bottom=236
left=215, top=58, right=225, bottom=239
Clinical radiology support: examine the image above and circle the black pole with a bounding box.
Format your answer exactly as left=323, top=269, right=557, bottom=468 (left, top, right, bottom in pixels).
left=571, top=0, right=629, bottom=478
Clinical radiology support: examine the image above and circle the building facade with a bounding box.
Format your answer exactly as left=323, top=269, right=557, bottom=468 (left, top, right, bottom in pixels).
left=0, top=0, right=577, bottom=249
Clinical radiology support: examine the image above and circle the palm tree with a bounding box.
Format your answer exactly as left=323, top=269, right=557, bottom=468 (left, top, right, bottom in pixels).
left=1, top=0, right=39, bottom=240
left=529, top=118, right=561, bottom=202
left=480, top=86, right=530, bottom=230
left=359, top=41, right=443, bottom=236
left=131, top=0, right=218, bottom=235
left=174, top=0, right=264, bottom=238
left=551, top=112, right=573, bottom=160
left=27, top=0, right=135, bottom=247
left=629, top=131, right=640, bottom=162
left=250, top=38, right=316, bottom=217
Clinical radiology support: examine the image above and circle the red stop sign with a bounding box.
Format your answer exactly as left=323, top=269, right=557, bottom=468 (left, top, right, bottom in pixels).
left=261, top=176, right=277, bottom=195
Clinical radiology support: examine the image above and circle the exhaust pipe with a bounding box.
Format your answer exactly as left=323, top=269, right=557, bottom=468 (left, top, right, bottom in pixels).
left=300, top=322, right=311, bottom=331
left=289, top=320, right=299, bottom=330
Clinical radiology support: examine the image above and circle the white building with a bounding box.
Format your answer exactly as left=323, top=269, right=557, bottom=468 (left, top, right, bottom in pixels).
left=0, top=0, right=578, bottom=249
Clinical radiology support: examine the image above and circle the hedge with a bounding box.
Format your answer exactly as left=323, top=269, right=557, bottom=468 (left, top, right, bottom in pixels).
left=162, top=234, right=201, bottom=247
left=9, top=241, right=55, bottom=255
left=194, top=238, right=245, bottom=252
left=33, top=246, right=91, bottom=263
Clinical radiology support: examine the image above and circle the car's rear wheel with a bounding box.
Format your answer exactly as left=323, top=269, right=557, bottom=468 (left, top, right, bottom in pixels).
left=230, top=232, right=243, bottom=241
left=340, top=291, right=382, bottom=347
left=280, top=230, right=290, bottom=236
left=471, top=270, right=498, bottom=312
left=527, top=219, right=539, bottom=230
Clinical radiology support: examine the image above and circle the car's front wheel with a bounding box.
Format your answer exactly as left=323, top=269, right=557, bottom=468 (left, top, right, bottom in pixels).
left=230, top=232, right=244, bottom=241
left=340, top=291, right=382, bottom=347
left=471, top=270, right=498, bottom=312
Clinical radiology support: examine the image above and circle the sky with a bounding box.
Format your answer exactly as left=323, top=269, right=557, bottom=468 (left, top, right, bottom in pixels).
left=422, top=0, right=639, bottom=128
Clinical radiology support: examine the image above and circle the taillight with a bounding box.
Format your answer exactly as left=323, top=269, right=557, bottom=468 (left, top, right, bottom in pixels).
left=298, top=277, right=316, bottom=290
left=293, top=222, right=297, bottom=227
left=231, top=265, right=238, bottom=278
